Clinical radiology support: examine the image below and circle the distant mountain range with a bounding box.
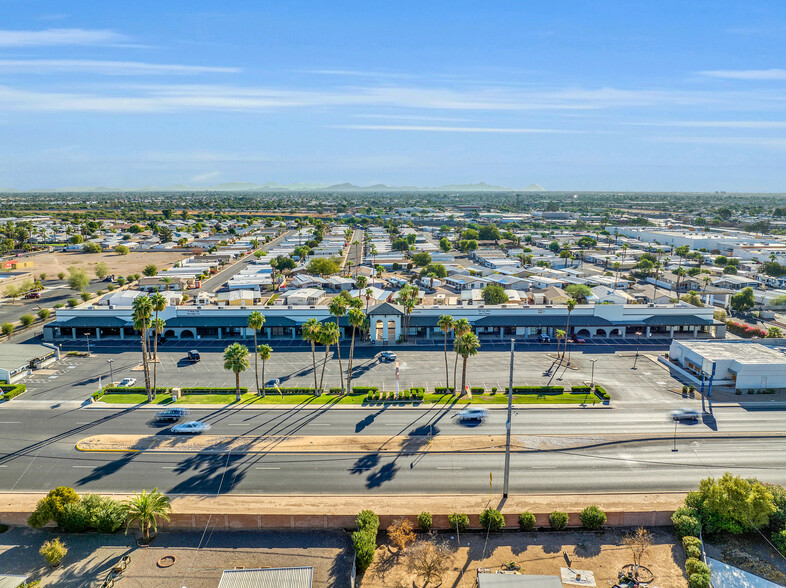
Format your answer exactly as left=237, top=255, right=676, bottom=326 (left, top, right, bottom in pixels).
left=5, top=181, right=546, bottom=193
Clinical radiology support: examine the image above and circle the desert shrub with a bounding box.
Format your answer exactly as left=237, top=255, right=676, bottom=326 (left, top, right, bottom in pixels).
left=689, top=572, right=711, bottom=588
left=448, top=513, right=469, bottom=532
left=387, top=518, right=416, bottom=551
left=685, top=557, right=710, bottom=577
left=38, top=308, right=50, bottom=320
left=20, top=314, right=34, bottom=326
left=549, top=511, right=569, bottom=531
left=417, top=511, right=433, bottom=532
left=67, top=298, right=79, bottom=307
left=579, top=505, right=606, bottom=530
left=40, top=537, right=67, bottom=566
left=518, top=512, right=536, bottom=531
left=672, top=507, right=702, bottom=539
left=28, top=487, right=80, bottom=529
left=479, top=508, right=505, bottom=531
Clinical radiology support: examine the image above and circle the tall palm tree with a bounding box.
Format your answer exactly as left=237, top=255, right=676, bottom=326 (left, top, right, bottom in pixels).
left=562, top=299, right=576, bottom=360
left=319, top=322, right=340, bottom=391
left=328, top=297, right=348, bottom=393
left=247, top=310, right=266, bottom=395
left=302, top=318, right=321, bottom=392
left=346, top=308, right=365, bottom=394
left=437, top=315, right=455, bottom=391
left=132, top=296, right=153, bottom=401
left=223, top=342, right=250, bottom=402
left=122, top=488, right=171, bottom=542
left=258, top=344, right=272, bottom=397
left=613, top=262, right=621, bottom=289
left=356, top=275, right=367, bottom=291
left=149, top=292, right=167, bottom=361
left=396, top=285, right=419, bottom=341
left=452, top=318, right=471, bottom=392
left=454, top=332, right=481, bottom=396
left=364, top=287, right=373, bottom=313
left=161, top=276, right=171, bottom=291
left=555, top=329, right=566, bottom=357
left=151, top=317, right=165, bottom=398
left=370, top=245, right=378, bottom=284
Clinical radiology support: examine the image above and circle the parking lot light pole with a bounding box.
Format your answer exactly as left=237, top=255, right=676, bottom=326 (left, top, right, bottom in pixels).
left=106, top=359, right=114, bottom=387
left=503, top=338, right=514, bottom=498
left=590, top=359, right=597, bottom=391
left=85, top=333, right=91, bottom=356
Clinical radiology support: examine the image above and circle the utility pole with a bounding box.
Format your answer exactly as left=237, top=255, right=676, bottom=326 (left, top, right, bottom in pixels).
left=590, top=359, right=597, bottom=391
left=503, top=338, right=514, bottom=498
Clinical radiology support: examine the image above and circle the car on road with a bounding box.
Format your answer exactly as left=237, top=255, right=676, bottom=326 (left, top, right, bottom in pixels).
left=155, top=407, right=191, bottom=423
left=537, top=334, right=550, bottom=343
left=671, top=408, right=700, bottom=422
left=379, top=351, right=397, bottom=363
left=117, top=378, right=137, bottom=388
left=23, top=292, right=40, bottom=299
left=456, top=407, right=488, bottom=422
left=571, top=334, right=586, bottom=343
left=170, top=421, right=211, bottom=434
left=187, top=350, right=200, bottom=362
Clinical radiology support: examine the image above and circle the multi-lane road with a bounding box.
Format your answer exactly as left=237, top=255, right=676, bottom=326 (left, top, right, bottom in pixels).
left=1, top=402, right=784, bottom=495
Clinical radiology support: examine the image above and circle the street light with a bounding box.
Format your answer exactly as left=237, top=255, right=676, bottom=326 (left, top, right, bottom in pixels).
left=590, top=359, right=597, bottom=391
left=106, top=359, right=114, bottom=387
left=85, top=333, right=91, bottom=355
left=503, top=338, right=514, bottom=498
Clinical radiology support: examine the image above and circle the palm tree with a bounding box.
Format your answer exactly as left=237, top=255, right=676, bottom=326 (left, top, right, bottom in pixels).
left=454, top=332, right=481, bottom=396
left=555, top=329, right=566, bottom=355
left=122, top=488, right=171, bottom=542
left=161, top=276, right=172, bottom=291
left=223, top=342, right=250, bottom=401
left=247, top=310, right=266, bottom=395
left=132, top=296, right=153, bottom=401
left=370, top=245, right=378, bottom=284
left=302, top=318, right=321, bottom=392
left=328, top=297, right=348, bottom=393
left=319, top=322, right=340, bottom=391
left=258, top=344, right=272, bottom=397
left=364, top=287, right=373, bottom=313
left=396, top=285, right=419, bottom=341
left=149, top=292, right=167, bottom=361
left=346, top=308, right=365, bottom=394
left=613, top=262, right=621, bottom=289
left=561, top=299, right=576, bottom=361
left=452, top=318, right=471, bottom=391
left=437, top=315, right=455, bottom=392
left=151, top=317, right=165, bottom=398
left=356, top=275, right=368, bottom=291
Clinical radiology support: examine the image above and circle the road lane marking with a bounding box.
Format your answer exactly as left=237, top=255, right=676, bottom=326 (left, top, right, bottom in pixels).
left=0, top=421, right=20, bottom=424
left=255, top=467, right=281, bottom=470
left=162, top=466, right=176, bottom=469
left=72, top=465, right=93, bottom=468
left=436, top=467, right=463, bottom=470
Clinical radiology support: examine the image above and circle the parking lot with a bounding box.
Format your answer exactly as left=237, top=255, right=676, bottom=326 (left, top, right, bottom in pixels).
left=16, top=338, right=681, bottom=404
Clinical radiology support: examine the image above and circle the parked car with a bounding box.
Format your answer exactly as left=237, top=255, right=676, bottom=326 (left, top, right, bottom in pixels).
left=170, top=421, right=211, bottom=434
left=379, top=351, right=397, bottom=363
left=155, top=408, right=191, bottom=423
left=671, top=408, right=700, bottom=422
left=571, top=334, right=586, bottom=343
left=103, top=275, right=114, bottom=282
left=456, top=407, right=488, bottom=422
left=187, top=350, right=200, bottom=362
left=537, top=334, right=550, bottom=343
left=117, top=378, right=137, bottom=388
left=23, top=292, right=40, bottom=299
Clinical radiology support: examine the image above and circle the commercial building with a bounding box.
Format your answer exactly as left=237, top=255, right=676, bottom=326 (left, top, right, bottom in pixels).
left=668, top=339, right=786, bottom=391
left=0, top=342, right=60, bottom=384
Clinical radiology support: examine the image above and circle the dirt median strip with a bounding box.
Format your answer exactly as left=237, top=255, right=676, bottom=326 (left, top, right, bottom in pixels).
left=75, top=431, right=786, bottom=454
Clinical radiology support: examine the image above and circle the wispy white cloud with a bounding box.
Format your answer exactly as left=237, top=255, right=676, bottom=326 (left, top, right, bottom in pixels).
left=333, top=124, right=576, bottom=133
left=0, top=59, right=240, bottom=75
left=190, top=171, right=221, bottom=182
left=355, top=113, right=473, bottom=122
left=627, top=120, right=786, bottom=128
left=650, top=136, right=786, bottom=147
left=304, top=69, right=413, bottom=79
left=0, top=28, right=127, bottom=47
left=699, top=69, right=786, bottom=80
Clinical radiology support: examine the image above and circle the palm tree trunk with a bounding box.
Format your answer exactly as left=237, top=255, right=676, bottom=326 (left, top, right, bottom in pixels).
left=253, top=331, right=260, bottom=395
left=153, top=334, right=158, bottom=400
left=235, top=371, right=241, bottom=402
left=141, top=323, right=152, bottom=402
left=453, top=353, right=459, bottom=394
left=461, top=356, right=468, bottom=396
left=443, top=332, right=449, bottom=390
left=336, top=318, right=345, bottom=394
left=261, top=359, right=266, bottom=398
left=310, top=341, right=318, bottom=392
left=319, top=344, right=330, bottom=391
left=562, top=314, right=572, bottom=360
left=347, top=327, right=356, bottom=395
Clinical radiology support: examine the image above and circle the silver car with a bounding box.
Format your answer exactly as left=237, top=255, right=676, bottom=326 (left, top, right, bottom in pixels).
left=671, top=408, right=700, bottom=422
left=170, top=421, right=211, bottom=434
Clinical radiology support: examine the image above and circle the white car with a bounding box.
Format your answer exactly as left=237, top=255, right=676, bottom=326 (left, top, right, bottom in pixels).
left=117, top=378, right=137, bottom=388
left=380, top=351, right=397, bottom=363
left=671, top=408, right=700, bottom=422
left=456, top=407, right=488, bottom=422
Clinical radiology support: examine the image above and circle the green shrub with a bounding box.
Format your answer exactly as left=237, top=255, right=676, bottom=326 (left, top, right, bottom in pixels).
left=20, top=314, right=34, bottom=327
left=682, top=535, right=703, bottom=559
left=103, top=386, right=168, bottom=395
left=81, top=494, right=126, bottom=533
left=672, top=507, right=702, bottom=539
left=772, top=528, right=786, bottom=554
left=549, top=511, right=569, bottom=531
left=479, top=508, right=505, bottom=531
left=38, top=308, right=50, bottom=320
left=53, top=302, right=65, bottom=309
left=685, top=557, right=710, bottom=577
left=353, top=386, right=379, bottom=394
left=57, top=502, right=90, bottom=533
left=417, top=511, right=433, bottom=532
left=513, top=386, right=564, bottom=395
left=67, top=298, right=79, bottom=307
left=448, top=513, right=469, bottom=532
left=518, top=512, right=536, bottom=531
left=0, top=384, right=26, bottom=401
left=689, top=572, right=711, bottom=588
left=1, top=322, right=13, bottom=335
left=40, top=537, right=67, bottom=567
left=470, top=386, right=485, bottom=394
left=352, top=528, right=376, bottom=572
left=434, top=386, right=455, bottom=394
left=28, top=487, right=80, bottom=529
left=91, top=390, right=105, bottom=401
left=179, top=386, right=249, bottom=394
left=579, top=505, right=606, bottom=530
left=356, top=509, right=379, bottom=533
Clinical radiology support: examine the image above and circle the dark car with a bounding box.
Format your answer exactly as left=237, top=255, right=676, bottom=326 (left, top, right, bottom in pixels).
left=187, top=350, right=200, bottom=362
left=571, top=334, right=586, bottom=343
left=23, top=292, right=40, bottom=299
left=537, top=334, right=550, bottom=343
left=155, top=407, right=191, bottom=423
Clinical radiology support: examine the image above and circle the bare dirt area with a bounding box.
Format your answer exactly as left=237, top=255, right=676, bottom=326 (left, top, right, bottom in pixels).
left=28, top=250, right=191, bottom=279
left=361, top=528, right=688, bottom=588
left=706, top=534, right=786, bottom=585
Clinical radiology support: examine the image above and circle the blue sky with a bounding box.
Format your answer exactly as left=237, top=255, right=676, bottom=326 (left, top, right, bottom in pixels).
left=1, top=1, right=786, bottom=191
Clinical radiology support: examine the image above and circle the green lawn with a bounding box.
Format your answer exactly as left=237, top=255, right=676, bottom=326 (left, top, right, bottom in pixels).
left=98, top=391, right=602, bottom=406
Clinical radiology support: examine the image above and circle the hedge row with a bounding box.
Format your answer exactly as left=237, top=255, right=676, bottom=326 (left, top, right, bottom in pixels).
left=681, top=536, right=710, bottom=588
left=571, top=385, right=611, bottom=400
left=93, top=386, right=169, bottom=400
left=366, top=389, right=424, bottom=401
left=434, top=385, right=567, bottom=395
left=445, top=505, right=606, bottom=532
left=181, top=387, right=248, bottom=394
left=0, top=384, right=26, bottom=401
left=352, top=510, right=379, bottom=573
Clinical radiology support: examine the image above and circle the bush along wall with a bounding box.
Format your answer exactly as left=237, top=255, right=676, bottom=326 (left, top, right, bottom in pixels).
left=352, top=510, right=379, bottom=574
left=0, top=384, right=26, bottom=401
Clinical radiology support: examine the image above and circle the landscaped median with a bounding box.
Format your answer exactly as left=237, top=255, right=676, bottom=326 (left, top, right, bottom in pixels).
left=93, top=384, right=610, bottom=406
left=0, top=383, right=26, bottom=401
